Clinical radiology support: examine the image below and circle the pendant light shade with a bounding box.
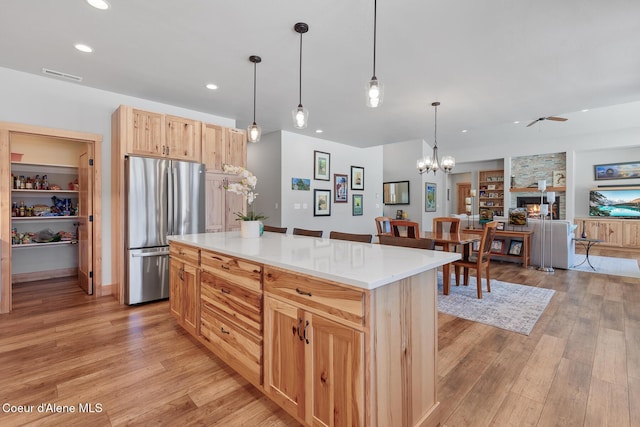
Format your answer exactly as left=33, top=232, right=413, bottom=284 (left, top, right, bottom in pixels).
left=366, top=0, right=383, bottom=108
left=292, top=22, right=309, bottom=129
left=247, top=55, right=262, bottom=143
left=417, top=102, right=455, bottom=174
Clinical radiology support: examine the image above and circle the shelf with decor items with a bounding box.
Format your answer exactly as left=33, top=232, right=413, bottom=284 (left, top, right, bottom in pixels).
left=463, top=228, right=532, bottom=268
left=478, top=169, right=505, bottom=217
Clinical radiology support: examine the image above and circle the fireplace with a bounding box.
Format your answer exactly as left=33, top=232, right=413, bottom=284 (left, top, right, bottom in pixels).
left=517, top=196, right=560, bottom=219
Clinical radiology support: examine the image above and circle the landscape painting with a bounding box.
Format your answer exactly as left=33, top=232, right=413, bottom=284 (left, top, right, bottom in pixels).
left=589, top=188, right=640, bottom=217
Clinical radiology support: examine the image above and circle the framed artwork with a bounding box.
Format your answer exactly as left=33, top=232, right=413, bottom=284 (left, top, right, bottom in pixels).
left=314, top=189, right=331, bottom=216
left=352, top=194, right=363, bottom=216
left=425, top=182, right=436, bottom=212
left=334, top=174, right=348, bottom=202
left=491, top=239, right=505, bottom=254
left=487, top=184, right=496, bottom=190
left=314, top=151, right=331, bottom=181
left=508, top=240, right=524, bottom=256
left=594, top=161, right=640, bottom=180
left=479, top=207, right=493, bottom=224
left=496, top=221, right=505, bottom=231
left=508, top=207, right=528, bottom=226
left=351, top=166, right=365, bottom=190
left=552, top=171, right=566, bottom=186
left=291, top=177, right=310, bottom=191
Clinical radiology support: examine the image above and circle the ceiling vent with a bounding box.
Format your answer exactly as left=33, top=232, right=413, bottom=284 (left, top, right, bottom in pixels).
left=42, top=68, right=83, bottom=82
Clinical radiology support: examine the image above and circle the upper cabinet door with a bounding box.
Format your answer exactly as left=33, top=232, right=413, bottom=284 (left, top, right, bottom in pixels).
left=226, top=128, right=247, bottom=170
left=166, top=115, right=201, bottom=162
left=202, top=123, right=225, bottom=172
left=130, top=109, right=164, bottom=156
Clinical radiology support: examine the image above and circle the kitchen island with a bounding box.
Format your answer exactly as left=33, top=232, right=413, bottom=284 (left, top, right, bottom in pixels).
left=168, top=231, right=459, bottom=427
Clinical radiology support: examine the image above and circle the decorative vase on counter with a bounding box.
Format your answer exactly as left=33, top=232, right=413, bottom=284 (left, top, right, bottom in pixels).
left=581, top=220, right=587, bottom=238
left=240, top=220, right=262, bottom=238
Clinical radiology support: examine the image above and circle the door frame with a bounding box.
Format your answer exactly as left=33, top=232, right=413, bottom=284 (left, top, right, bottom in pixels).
left=0, top=121, right=102, bottom=313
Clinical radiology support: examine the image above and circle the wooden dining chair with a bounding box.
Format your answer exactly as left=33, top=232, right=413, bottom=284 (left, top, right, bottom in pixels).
left=379, top=235, right=435, bottom=250
left=292, top=227, right=323, bottom=237
left=433, top=217, right=461, bottom=251
left=452, top=221, right=499, bottom=299
left=389, top=220, right=420, bottom=239
left=329, top=231, right=373, bottom=243
left=374, top=216, right=393, bottom=237
left=263, top=225, right=287, bottom=234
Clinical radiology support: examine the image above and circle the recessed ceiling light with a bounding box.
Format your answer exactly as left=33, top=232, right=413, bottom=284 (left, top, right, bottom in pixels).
left=461, top=129, right=468, bottom=133
left=581, top=109, right=589, bottom=112
left=315, top=129, right=323, bottom=133
left=205, top=83, right=218, bottom=90
left=74, top=43, right=93, bottom=53
left=86, top=0, right=110, bottom=10
left=513, top=121, right=520, bottom=124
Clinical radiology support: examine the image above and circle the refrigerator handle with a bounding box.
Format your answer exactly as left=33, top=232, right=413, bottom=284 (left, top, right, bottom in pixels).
left=172, top=166, right=179, bottom=235
left=167, top=166, right=174, bottom=235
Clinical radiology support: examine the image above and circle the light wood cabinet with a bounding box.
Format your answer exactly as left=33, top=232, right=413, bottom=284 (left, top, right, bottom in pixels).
left=169, top=243, right=200, bottom=336
left=202, top=123, right=247, bottom=172
left=622, top=221, right=640, bottom=247
left=478, top=169, right=505, bottom=218
left=205, top=173, right=246, bottom=232
left=575, top=218, right=623, bottom=247
left=165, top=115, right=201, bottom=161
left=130, top=108, right=164, bottom=157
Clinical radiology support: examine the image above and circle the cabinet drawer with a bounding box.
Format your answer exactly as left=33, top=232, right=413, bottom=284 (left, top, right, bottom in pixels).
left=200, top=305, right=262, bottom=385
left=201, top=271, right=262, bottom=338
left=264, top=266, right=365, bottom=326
left=201, top=250, right=262, bottom=292
left=170, top=242, right=200, bottom=266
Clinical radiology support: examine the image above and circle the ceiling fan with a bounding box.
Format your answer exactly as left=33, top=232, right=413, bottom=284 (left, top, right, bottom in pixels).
left=526, top=116, right=568, bottom=127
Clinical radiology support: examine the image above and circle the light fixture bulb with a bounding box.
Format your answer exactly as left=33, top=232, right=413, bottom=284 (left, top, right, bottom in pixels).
left=366, top=77, right=383, bottom=108
left=293, top=105, right=308, bottom=129
left=247, top=122, right=261, bottom=143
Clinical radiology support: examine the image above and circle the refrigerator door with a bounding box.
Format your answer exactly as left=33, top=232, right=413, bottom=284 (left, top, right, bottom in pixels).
left=126, top=156, right=170, bottom=249
left=169, top=160, right=205, bottom=236
left=126, top=247, right=170, bottom=304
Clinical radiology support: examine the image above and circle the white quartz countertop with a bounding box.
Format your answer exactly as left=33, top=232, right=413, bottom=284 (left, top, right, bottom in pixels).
left=168, top=231, right=461, bottom=290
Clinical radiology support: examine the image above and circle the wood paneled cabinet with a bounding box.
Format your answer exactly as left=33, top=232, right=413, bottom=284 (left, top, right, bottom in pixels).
left=125, top=106, right=201, bottom=162
left=576, top=218, right=623, bottom=247
left=264, top=297, right=364, bottom=426
left=169, top=243, right=200, bottom=336
left=205, top=173, right=246, bottom=232
left=202, top=123, right=247, bottom=172
left=623, top=221, right=640, bottom=247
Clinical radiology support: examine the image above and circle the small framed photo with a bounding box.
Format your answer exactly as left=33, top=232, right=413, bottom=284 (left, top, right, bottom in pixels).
left=351, top=166, right=364, bottom=190
left=486, top=201, right=494, bottom=207
left=425, top=182, right=437, bottom=212
left=508, top=207, right=528, bottom=226
left=479, top=207, right=493, bottom=224
left=487, top=184, right=496, bottom=190
left=291, top=177, right=310, bottom=191
left=352, top=194, right=363, bottom=216
left=552, top=171, right=566, bottom=186
left=334, top=174, right=348, bottom=203
left=508, top=240, right=524, bottom=256
left=491, top=239, right=505, bottom=254
left=496, top=221, right=505, bottom=231
left=314, top=189, right=331, bottom=216
left=314, top=151, right=330, bottom=181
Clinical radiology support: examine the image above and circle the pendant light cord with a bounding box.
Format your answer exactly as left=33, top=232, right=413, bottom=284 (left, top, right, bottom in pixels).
left=298, top=31, right=303, bottom=106
left=434, top=103, right=438, bottom=148
left=253, top=61, right=257, bottom=122
left=373, top=0, right=377, bottom=77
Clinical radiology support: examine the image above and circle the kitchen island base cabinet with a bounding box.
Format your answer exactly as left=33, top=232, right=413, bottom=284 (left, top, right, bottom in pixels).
left=169, top=254, right=199, bottom=337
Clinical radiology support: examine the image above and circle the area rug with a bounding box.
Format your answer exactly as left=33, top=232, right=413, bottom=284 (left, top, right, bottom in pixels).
left=569, top=255, right=640, bottom=278
left=437, top=274, right=555, bottom=335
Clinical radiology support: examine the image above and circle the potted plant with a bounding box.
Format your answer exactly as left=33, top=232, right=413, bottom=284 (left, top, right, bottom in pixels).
left=223, top=165, right=267, bottom=238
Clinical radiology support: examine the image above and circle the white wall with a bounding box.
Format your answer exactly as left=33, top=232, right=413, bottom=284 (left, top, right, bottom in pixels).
left=382, top=140, right=423, bottom=222
left=275, top=131, right=384, bottom=237
left=247, top=130, right=282, bottom=225
left=0, top=66, right=235, bottom=286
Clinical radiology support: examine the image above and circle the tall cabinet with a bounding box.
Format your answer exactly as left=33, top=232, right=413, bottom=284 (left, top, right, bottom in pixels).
left=0, top=122, right=102, bottom=313
left=478, top=169, right=505, bottom=218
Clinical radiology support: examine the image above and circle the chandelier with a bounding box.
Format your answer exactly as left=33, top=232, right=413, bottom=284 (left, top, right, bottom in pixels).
left=417, top=101, right=455, bottom=174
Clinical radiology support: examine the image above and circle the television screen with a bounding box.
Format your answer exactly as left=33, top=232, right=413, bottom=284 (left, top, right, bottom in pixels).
left=589, top=188, right=640, bottom=217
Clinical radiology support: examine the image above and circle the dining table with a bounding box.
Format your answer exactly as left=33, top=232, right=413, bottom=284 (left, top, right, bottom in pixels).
left=420, top=231, right=482, bottom=295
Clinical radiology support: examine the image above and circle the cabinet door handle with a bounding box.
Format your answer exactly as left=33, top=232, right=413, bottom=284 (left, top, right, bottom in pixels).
left=220, top=288, right=231, bottom=294
left=296, top=288, right=312, bottom=297
left=297, top=318, right=303, bottom=341
left=303, top=320, right=310, bottom=344
left=178, top=268, right=184, bottom=281
left=221, top=264, right=230, bottom=270
left=220, top=327, right=230, bottom=335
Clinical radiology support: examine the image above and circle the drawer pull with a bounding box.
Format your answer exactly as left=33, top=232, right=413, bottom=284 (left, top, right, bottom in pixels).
left=220, top=327, right=230, bottom=335
left=211, top=256, right=224, bottom=261
left=221, top=264, right=230, bottom=270
left=220, top=288, right=231, bottom=294
left=296, top=288, right=312, bottom=297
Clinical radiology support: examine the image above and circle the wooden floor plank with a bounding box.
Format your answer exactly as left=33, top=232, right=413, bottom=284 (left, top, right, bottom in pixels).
left=584, top=376, right=629, bottom=427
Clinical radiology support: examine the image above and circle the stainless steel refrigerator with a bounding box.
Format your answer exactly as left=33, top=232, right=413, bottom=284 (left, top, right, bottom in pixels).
left=125, top=155, right=205, bottom=304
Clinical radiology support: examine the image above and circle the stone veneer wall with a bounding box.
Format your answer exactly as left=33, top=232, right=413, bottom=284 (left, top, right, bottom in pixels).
left=510, top=152, right=566, bottom=219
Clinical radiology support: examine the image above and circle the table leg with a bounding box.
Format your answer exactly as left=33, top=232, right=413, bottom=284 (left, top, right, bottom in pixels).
left=442, top=242, right=451, bottom=295
left=585, top=242, right=597, bottom=271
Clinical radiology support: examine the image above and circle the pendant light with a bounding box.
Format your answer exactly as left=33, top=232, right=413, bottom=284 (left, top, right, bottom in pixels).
left=366, top=0, right=383, bottom=108
left=247, top=55, right=262, bottom=143
left=292, top=22, right=309, bottom=129
left=417, top=102, right=455, bottom=174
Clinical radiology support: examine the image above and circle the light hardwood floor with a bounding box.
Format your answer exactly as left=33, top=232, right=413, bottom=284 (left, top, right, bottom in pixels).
left=1, top=256, right=638, bottom=426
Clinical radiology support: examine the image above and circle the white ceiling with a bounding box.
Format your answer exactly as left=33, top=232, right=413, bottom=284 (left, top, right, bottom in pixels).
left=1, top=0, right=640, bottom=153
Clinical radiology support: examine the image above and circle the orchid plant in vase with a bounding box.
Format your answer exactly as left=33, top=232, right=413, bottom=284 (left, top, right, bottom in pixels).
left=223, top=164, right=267, bottom=221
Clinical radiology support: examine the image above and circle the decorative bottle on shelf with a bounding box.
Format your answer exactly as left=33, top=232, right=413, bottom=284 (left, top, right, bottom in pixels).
left=581, top=220, right=587, bottom=238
